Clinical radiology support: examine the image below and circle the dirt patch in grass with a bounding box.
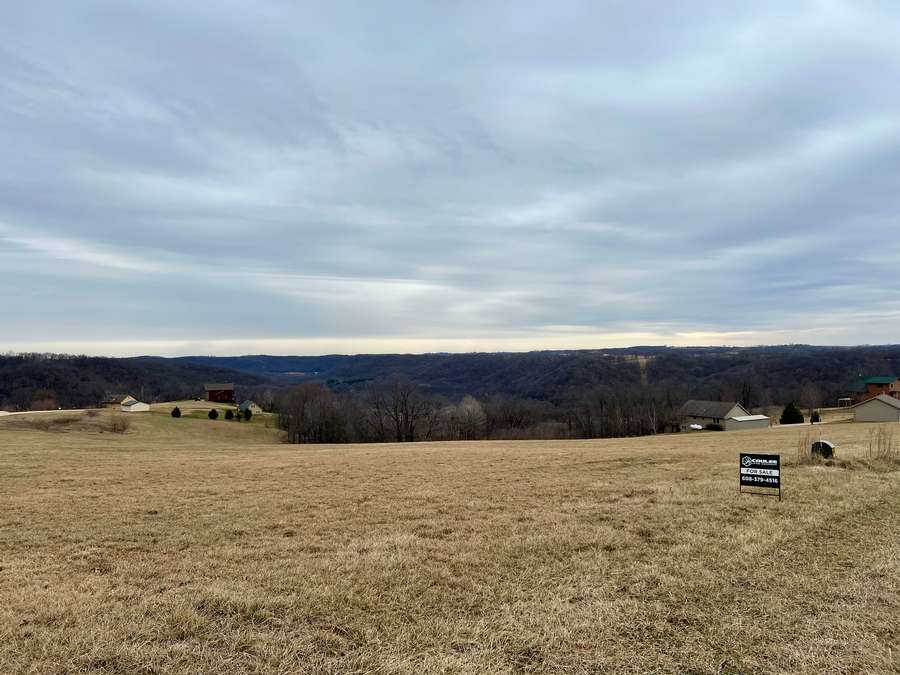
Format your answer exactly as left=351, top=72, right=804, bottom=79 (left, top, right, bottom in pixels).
left=5, top=413, right=131, bottom=434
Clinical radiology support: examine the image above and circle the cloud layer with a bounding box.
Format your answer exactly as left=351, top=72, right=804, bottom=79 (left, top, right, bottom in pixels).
left=3, top=1, right=900, bottom=355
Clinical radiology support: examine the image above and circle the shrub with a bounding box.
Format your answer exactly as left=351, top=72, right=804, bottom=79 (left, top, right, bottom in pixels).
left=171, top=407, right=182, bottom=418
left=106, top=416, right=131, bottom=434
left=208, top=409, right=219, bottom=420
left=225, top=409, right=234, bottom=420
left=243, top=408, right=253, bottom=423
left=16, top=416, right=80, bottom=432
left=235, top=410, right=243, bottom=422
left=780, top=402, right=804, bottom=425
left=811, top=410, right=821, bottom=424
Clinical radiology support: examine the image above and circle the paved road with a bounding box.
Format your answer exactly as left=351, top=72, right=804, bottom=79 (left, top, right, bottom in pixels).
left=0, top=409, right=89, bottom=417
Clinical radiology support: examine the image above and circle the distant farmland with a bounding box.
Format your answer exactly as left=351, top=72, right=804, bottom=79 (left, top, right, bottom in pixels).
left=1, top=408, right=898, bottom=673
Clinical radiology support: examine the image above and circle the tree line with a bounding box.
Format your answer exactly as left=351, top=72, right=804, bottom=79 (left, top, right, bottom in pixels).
left=276, top=377, right=681, bottom=444
left=5, top=348, right=898, bottom=430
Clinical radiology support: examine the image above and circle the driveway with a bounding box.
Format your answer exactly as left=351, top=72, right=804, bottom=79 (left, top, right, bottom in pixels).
left=0, top=409, right=89, bottom=417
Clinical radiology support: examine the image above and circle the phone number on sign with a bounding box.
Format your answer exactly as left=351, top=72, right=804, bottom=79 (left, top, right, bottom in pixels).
left=741, top=475, right=779, bottom=485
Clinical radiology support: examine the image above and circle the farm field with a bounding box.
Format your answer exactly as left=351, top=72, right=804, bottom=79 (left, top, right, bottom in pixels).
left=1, top=410, right=899, bottom=673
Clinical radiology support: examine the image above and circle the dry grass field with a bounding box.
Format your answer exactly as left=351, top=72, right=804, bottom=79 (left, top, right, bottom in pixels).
left=1, top=409, right=899, bottom=674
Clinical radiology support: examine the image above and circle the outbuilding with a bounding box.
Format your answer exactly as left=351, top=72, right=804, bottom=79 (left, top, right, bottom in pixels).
left=205, top=383, right=236, bottom=404
left=722, top=414, right=771, bottom=431
left=852, top=394, right=900, bottom=423
left=120, top=396, right=150, bottom=413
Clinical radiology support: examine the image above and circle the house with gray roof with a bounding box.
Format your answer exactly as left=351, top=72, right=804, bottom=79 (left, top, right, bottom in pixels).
left=239, top=400, right=263, bottom=415
left=678, top=400, right=769, bottom=431
left=120, top=396, right=150, bottom=413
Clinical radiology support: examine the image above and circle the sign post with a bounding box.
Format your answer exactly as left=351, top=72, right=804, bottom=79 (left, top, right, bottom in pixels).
left=739, top=453, right=781, bottom=500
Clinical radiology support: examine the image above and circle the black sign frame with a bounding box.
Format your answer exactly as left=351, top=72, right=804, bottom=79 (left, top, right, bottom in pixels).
left=739, top=453, right=781, bottom=501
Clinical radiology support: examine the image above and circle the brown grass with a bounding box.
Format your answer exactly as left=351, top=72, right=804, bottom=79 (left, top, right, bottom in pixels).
left=1, top=411, right=899, bottom=673
left=863, top=426, right=900, bottom=467
left=796, top=426, right=900, bottom=471
left=5, top=412, right=131, bottom=434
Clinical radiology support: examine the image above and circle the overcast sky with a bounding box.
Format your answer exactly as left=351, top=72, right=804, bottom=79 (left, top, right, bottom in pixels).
left=2, top=1, right=899, bottom=356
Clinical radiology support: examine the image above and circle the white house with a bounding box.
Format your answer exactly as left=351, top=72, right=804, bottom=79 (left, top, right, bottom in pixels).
left=239, top=400, right=263, bottom=415
left=120, top=396, right=150, bottom=413
left=852, top=394, right=900, bottom=423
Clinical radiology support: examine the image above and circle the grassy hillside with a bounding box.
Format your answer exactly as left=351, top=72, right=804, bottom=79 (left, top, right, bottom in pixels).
left=1, top=409, right=898, bottom=672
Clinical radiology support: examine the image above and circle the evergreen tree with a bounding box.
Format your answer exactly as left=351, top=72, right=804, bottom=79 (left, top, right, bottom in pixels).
left=208, top=408, right=219, bottom=420
left=171, top=406, right=181, bottom=418
left=780, top=402, right=804, bottom=425
left=225, top=409, right=234, bottom=420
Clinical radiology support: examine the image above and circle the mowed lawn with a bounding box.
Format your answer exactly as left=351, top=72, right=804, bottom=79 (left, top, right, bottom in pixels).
left=1, top=411, right=899, bottom=674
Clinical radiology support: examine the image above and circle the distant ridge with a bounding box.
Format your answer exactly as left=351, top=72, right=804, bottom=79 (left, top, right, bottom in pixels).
left=4, top=345, right=900, bottom=412
left=173, top=344, right=900, bottom=402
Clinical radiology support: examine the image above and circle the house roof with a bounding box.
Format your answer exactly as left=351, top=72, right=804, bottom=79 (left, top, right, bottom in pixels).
left=848, top=380, right=868, bottom=393
left=204, top=383, right=235, bottom=391
left=121, top=397, right=145, bottom=407
left=730, top=415, right=770, bottom=422
left=678, top=400, right=748, bottom=418
left=852, top=394, right=900, bottom=410
left=864, top=376, right=898, bottom=385
left=238, top=400, right=258, bottom=410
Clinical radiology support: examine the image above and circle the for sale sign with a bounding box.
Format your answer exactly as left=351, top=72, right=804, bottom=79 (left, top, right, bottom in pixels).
left=739, top=453, right=781, bottom=499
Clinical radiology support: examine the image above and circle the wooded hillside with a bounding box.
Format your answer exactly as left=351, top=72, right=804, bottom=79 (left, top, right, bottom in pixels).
left=3, top=345, right=899, bottom=413
left=0, top=354, right=268, bottom=411
left=176, top=345, right=900, bottom=407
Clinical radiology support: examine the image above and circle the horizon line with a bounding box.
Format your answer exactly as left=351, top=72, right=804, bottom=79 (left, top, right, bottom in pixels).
left=3, top=342, right=895, bottom=360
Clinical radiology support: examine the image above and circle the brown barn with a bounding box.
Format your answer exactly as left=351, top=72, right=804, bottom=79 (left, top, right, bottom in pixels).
left=204, top=383, right=236, bottom=404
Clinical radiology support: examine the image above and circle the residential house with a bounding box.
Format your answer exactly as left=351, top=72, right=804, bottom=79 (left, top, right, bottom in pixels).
left=120, top=396, right=150, bottom=413
left=850, top=376, right=900, bottom=404
left=678, top=400, right=769, bottom=431
left=238, top=400, right=263, bottom=416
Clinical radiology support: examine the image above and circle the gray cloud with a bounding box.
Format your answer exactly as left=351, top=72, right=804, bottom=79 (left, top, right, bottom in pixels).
left=3, top=1, right=900, bottom=355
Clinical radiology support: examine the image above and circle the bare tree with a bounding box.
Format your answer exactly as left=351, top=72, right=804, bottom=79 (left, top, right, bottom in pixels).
left=277, top=383, right=347, bottom=444
left=799, top=382, right=823, bottom=417
left=438, top=395, right=487, bottom=440
left=368, top=376, right=434, bottom=442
